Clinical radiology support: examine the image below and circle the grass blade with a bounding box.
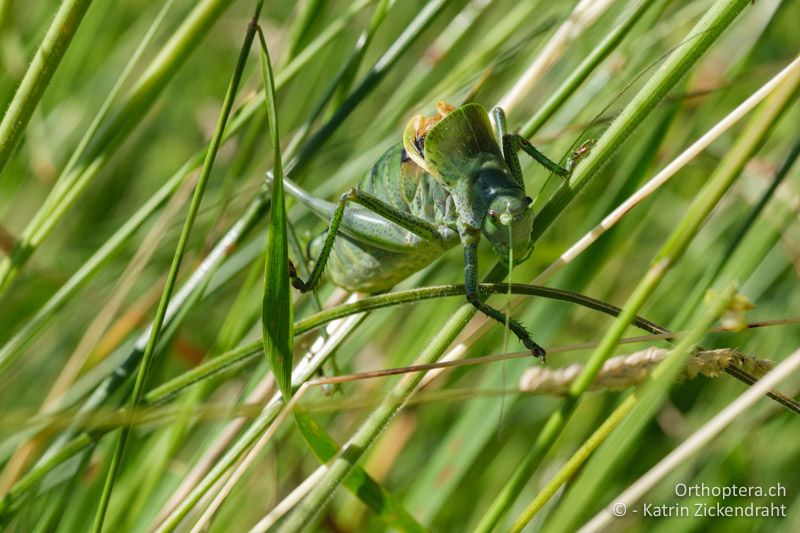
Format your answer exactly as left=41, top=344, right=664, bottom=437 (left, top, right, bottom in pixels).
left=89, top=5, right=262, bottom=530
left=258, top=27, right=293, bottom=400
left=477, top=43, right=800, bottom=531
left=0, top=0, right=94, bottom=178
left=0, top=0, right=236, bottom=295
left=292, top=408, right=428, bottom=533
left=512, top=285, right=738, bottom=531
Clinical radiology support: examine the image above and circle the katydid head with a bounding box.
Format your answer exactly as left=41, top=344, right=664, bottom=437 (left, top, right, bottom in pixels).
left=482, top=187, right=533, bottom=265
left=412, top=102, right=535, bottom=264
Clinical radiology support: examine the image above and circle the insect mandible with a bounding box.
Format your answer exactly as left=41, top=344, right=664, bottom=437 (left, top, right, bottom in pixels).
left=283, top=102, right=593, bottom=359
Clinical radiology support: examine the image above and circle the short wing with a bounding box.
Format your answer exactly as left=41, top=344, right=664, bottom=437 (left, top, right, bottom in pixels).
left=423, top=103, right=503, bottom=188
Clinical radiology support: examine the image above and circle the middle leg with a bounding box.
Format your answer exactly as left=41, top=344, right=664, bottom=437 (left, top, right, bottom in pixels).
left=290, top=188, right=441, bottom=292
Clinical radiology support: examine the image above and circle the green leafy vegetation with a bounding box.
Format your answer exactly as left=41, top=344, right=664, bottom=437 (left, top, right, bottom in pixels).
left=0, top=0, right=798, bottom=531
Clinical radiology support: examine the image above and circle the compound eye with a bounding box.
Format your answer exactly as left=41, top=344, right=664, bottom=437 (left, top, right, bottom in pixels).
left=488, top=209, right=498, bottom=219
left=524, top=196, right=533, bottom=206
left=413, top=136, right=425, bottom=157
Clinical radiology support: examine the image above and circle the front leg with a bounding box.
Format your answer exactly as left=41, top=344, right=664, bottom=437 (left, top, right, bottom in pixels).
left=503, top=133, right=571, bottom=179
left=492, top=105, right=594, bottom=182
left=505, top=133, right=597, bottom=179
left=290, top=188, right=441, bottom=292
left=463, top=239, right=546, bottom=359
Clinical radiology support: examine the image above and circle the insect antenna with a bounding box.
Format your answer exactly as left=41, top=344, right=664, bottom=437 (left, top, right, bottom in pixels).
left=560, top=27, right=718, bottom=155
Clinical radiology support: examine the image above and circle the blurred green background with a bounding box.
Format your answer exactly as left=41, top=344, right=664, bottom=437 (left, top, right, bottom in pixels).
left=0, top=0, right=798, bottom=531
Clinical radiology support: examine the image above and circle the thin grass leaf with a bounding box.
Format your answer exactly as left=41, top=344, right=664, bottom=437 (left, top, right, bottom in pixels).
left=292, top=408, right=428, bottom=533
left=258, top=28, right=293, bottom=400
left=0, top=0, right=94, bottom=178
left=513, top=284, right=738, bottom=532
left=90, top=5, right=263, bottom=530
left=478, top=47, right=800, bottom=532
left=3, top=1, right=800, bottom=530
left=0, top=0, right=237, bottom=295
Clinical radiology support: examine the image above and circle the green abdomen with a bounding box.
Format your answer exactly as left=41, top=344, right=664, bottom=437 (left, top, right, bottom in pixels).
left=316, top=233, right=448, bottom=293
left=317, top=144, right=458, bottom=293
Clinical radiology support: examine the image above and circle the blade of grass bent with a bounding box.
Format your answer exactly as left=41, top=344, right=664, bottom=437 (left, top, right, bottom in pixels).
left=258, top=27, right=293, bottom=400
left=0, top=0, right=368, bottom=377
left=90, top=6, right=262, bottom=530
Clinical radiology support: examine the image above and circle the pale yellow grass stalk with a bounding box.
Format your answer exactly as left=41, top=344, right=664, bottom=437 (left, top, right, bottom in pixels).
left=519, top=347, right=772, bottom=394
left=498, top=0, right=616, bottom=112
left=579, top=345, right=800, bottom=533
